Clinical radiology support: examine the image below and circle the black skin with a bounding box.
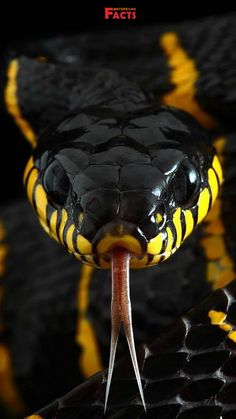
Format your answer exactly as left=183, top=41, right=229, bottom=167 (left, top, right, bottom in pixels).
left=34, top=106, right=214, bottom=250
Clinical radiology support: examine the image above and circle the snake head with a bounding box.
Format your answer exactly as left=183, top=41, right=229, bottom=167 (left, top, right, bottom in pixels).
left=24, top=106, right=223, bottom=268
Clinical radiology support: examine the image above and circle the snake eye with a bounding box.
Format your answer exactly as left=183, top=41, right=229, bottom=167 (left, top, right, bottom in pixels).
left=43, top=160, right=70, bottom=206
left=171, top=161, right=200, bottom=208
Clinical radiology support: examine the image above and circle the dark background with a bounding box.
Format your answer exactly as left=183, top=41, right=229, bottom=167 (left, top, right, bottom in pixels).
left=0, top=4, right=235, bottom=204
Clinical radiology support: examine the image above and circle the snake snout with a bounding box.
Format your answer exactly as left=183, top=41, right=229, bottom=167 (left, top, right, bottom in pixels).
left=92, top=220, right=147, bottom=257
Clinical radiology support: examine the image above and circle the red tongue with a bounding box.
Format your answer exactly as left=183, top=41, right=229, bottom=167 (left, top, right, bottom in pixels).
left=104, top=248, right=146, bottom=413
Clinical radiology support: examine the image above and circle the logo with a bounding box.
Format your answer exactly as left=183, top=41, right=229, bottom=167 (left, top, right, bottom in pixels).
left=104, top=7, right=137, bottom=20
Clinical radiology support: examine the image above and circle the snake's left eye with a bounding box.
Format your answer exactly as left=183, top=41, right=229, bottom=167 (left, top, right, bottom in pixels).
left=171, top=161, right=200, bottom=208
left=43, top=160, right=70, bottom=206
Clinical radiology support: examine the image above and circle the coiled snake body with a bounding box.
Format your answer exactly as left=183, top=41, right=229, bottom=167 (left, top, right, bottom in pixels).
left=0, top=14, right=236, bottom=419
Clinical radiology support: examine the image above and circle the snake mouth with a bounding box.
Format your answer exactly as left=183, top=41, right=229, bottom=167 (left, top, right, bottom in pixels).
left=71, top=240, right=178, bottom=269
left=69, top=220, right=176, bottom=268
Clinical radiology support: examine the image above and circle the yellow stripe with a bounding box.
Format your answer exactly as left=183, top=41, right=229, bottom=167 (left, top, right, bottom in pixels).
left=0, top=221, right=24, bottom=414
left=197, top=188, right=211, bottom=224
left=4, top=59, right=37, bottom=147
left=26, top=167, right=38, bottom=206
left=173, top=208, right=182, bottom=248
left=147, top=232, right=165, bottom=255
left=34, top=184, right=48, bottom=223
left=48, top=210, right=60, bottom=243
left=160, top=32, right=216, bottom=130
left=66, top=224, right=76, bottom=252
left=165, top=226, right=174, bottom=252
left=76, top=265, right=102, bottom=377
left=77, top=234, right=92, bottom=255
left=208, top=309, right=236, bottom=341
left=201, top=137, right=235, bottom=289
left=208, top=167, right=219, bottom=203
left=23, top=156, right=34, bottom=185
left=25, top=416, right=43, bottom=419
left=212, top=155, right=223, bottom=184
left=148, top=254, right=162, bottom=265
left=183, top=209, right=194, bottom=240
left=58, top=209, right=68, bottom=243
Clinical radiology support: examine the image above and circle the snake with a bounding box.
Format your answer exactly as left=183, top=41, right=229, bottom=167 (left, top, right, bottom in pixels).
left=0, top=13, right=236, bottom=419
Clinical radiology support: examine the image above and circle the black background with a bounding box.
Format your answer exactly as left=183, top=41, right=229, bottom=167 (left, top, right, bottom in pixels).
left=0, top=3, right=235, bottom=204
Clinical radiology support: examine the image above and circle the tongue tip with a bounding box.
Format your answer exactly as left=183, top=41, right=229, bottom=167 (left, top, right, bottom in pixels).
left=104, top=247, right=146, bottom=413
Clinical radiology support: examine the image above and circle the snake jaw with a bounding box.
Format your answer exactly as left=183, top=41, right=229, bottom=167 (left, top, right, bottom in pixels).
left=104, top=248, right=146, bottom=413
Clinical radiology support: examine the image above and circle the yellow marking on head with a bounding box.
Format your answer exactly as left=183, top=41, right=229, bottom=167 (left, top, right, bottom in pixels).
left=197, top=188, right=210, bottom=224
left=208, top=309, right=236, bottom=339
left=34, top=184, right=48, bottom=223
left=77, top=235, right=92, bottom=255
left=58, top=209, right=68, bottom=243
left=208, top=168, right=219, bottom=204
left=165, top=227, right=174, bottom=252
left=76, top=265, right=102, bottom=377
left=183, top=209, right=194, bottom=240
left=212, top=155, right=223, bottom=184
left=97, top=234, right=142, bottom=256
left=66, top=224, right=75, bottom=252
left=147, top=232, right=165, bottom=255
left=156, top=213, right=163, bottom=224
left=160, top=33, right=216, bottom=129
left=23, top=157, right=34, bottom=184
left=173, top=208, right=182, bottom=248
left=48, top=210, right=60, bottom=243
left=78, top=213, right=84, bottom=224
left=26, top=167, right=39, bottom=206
left=83, top=255, right=95, bottom=265
left=4, top=60, right=37, bottom=147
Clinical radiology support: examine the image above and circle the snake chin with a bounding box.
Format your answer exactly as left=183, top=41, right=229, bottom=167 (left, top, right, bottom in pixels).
left=71, top=245, right=179, bottom=269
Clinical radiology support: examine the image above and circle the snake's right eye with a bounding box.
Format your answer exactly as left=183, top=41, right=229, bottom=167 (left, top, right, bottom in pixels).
left=43, top=160, right=70, bottom=206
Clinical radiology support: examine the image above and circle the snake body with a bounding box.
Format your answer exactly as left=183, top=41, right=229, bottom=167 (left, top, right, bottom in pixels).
left=0, top=13, right=236, bottom=419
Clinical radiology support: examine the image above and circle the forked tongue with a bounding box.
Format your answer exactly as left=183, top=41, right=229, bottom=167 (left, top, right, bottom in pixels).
left=104, top=247, right=146, bottom=413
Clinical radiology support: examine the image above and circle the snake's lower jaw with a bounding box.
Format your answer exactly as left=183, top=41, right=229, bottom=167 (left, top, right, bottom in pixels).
left=70, top=220, right=177, bottom=268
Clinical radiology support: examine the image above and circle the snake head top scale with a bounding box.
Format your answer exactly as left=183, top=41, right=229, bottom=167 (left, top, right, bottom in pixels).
left=23, top=104, right=223, bottom=412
